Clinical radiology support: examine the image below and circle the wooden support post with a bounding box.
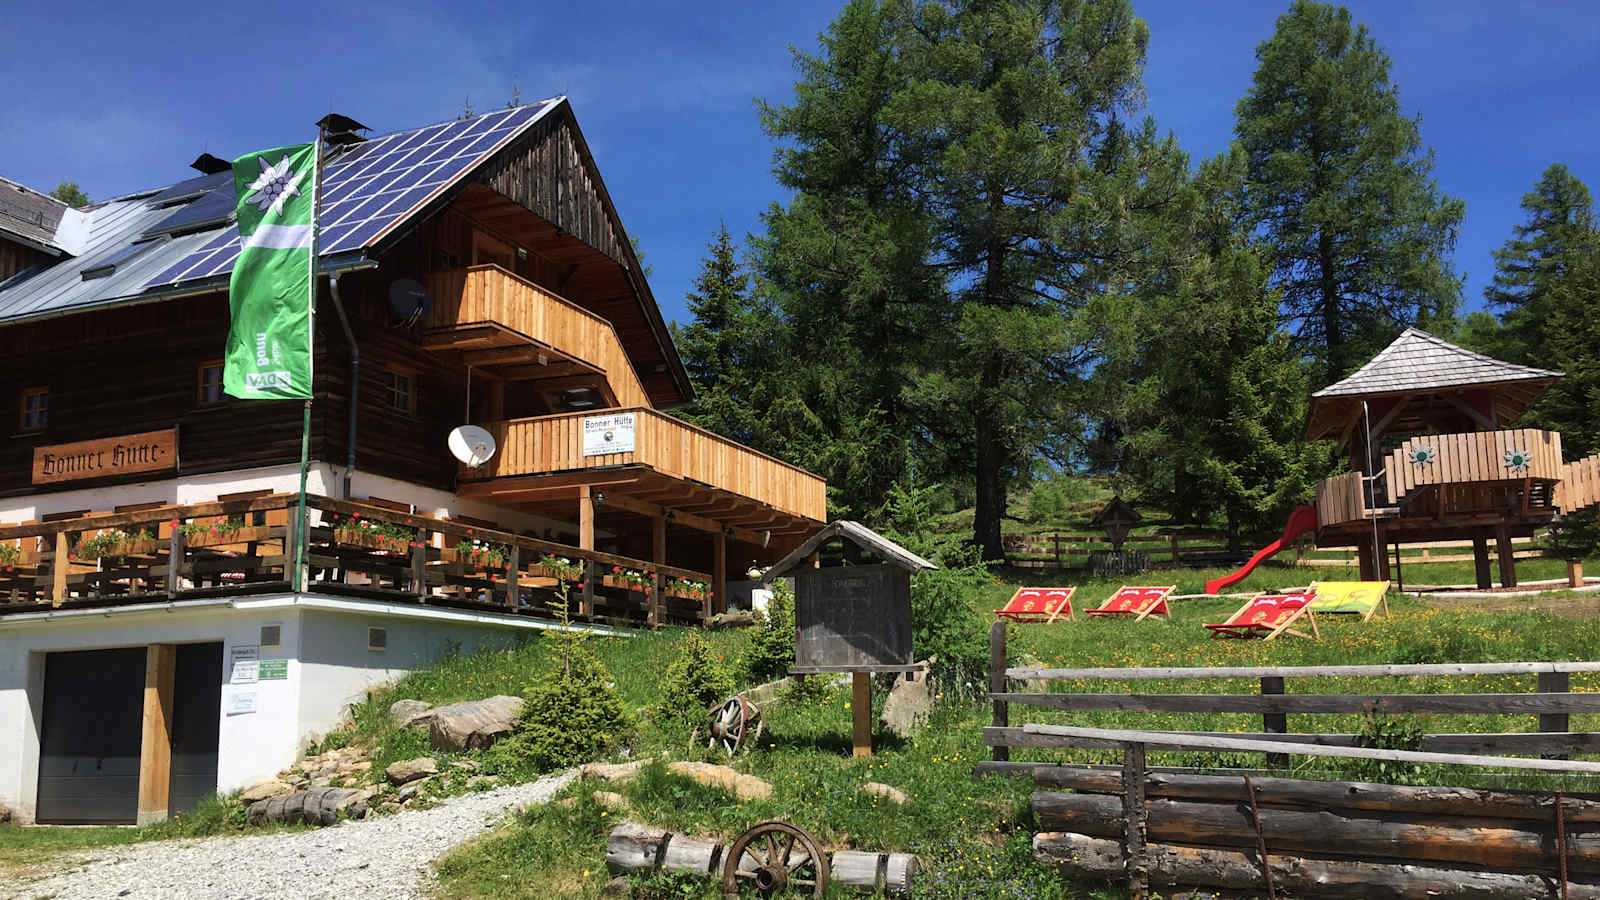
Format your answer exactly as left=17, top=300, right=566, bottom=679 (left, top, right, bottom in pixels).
left=1357, top=533, right=1376, bottom=581
left=1496, top=524, right=1518, bottom=588
left=410, top=528, right=427, bottom=596
left=991, top=619, right=1009, bottom=762
left=1123, top=742, right=1149, bottom=900
left=713, top=531, right=728, bottom=616
left=137, top=643, right=176, bottom=825
left=581, top=560, right=595, bottom=618
left=505, top=545, right=521, bottom=609
left=651, top=516, right=667, bottom=627
left=1260, top=676, right=1288, bottom=769
left=1540, top=670, right=1571, bottom=761
left=852, top=670, right=872, bottom=758
left=1473, top=530, right=1494, bottom=589
left=1169, top=535, right=1180, bottom=564
left=579, top=486, right=596, bottom=617
left=167, top=527, right=187, bottom=597
left=52, top=529, right=68, bottom=607
left=1569, top=560, right=1585, bottom=589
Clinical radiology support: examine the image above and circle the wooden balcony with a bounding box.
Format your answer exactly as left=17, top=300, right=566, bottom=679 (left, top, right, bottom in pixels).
left=421, top=265, right=650, bottom=408
left=460, top=408, right=828, bottom=536
left=1316, top=428, right=1567, bottom=530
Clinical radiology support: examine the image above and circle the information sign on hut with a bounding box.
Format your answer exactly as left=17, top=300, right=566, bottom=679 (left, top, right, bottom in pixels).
left=763, top=521, right=937, bottom=756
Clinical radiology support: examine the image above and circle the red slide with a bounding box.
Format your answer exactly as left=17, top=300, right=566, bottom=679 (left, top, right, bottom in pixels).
left=1204, top=505, right=1319, bottom=595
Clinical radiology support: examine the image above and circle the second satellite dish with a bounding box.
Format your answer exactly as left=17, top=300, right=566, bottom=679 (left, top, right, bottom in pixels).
left=448, top=425, right=497, bottom=466
left=389, top=279, right=433, bottom=327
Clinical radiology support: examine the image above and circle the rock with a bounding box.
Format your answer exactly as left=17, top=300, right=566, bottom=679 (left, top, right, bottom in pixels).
left=450, top=759, right=481, bottom=772
left=246, top=787, right=368, bottom=826
left=592, top=790, right=628, bottom=811
left=385, top=757, right=439, bottom=786
left=377, top=801, right=401, bottom=815
left=238, top=779, right=295, bottom=804
left=466, top=775, right=500, bottom=790
left=666, top=761, right=773, bottom=802
left=879, top=663, right=934, bottom=738
left=602, top=876, right=631, bottom=895
left=581, top=760, right=647, bottom=783
left=427, top=695, right=524, bottom=751
left=0, top=802, right=11, bottom=824
left=389, top=699, right=434, bottom=727
left=396, top=783, right=425, bottom=804
left=557, top=797, right=579, bottom=809
left=707, top=610, right=758, bottom=630
left=861, top=782, right=909, bottom=805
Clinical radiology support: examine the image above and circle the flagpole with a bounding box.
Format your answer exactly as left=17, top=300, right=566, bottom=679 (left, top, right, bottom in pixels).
left=294, top=126, right=325, bottom=593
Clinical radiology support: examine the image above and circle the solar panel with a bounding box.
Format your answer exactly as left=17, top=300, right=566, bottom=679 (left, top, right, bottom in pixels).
left=146, top=99, right=557, bottom=288
left=81, top=238, right=166, bottom=280
left=142, top=184, right=235, bottom=237
left=147, top=171, right=231, bottom=208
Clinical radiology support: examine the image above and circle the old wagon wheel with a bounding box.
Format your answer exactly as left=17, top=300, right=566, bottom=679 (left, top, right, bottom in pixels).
left=706, top=695, right=762, bottom=756
left=721, top=820, right=829, bottom=898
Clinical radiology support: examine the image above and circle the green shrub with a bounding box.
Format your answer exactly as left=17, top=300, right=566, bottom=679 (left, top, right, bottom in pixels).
left=1548, top=509, right=1600, bottom=562
left=1340, top=705, right=1438, bottom=785
left=909, top=544, right=993, bottom=692
left=741, top=579, right=796, bottom=684
left=652, top=632, right=734, bottom=745
left=483, top=633, right=630, bottom=777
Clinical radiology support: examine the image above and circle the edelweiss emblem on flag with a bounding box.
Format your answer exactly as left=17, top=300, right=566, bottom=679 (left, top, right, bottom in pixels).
left=243, top=155, right=303, bottom=217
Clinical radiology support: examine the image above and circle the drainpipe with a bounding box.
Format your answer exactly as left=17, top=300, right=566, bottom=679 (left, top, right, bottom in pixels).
left=329, top=269, right=361, bottom=500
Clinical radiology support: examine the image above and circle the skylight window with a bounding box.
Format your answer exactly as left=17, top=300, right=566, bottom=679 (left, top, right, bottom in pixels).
left=81, top=239, right=163, bottom=280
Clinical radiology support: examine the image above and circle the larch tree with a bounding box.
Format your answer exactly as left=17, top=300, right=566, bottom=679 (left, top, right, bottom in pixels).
left=1236, top=0, right=1464, bottom=385
left=1483, top=163, right=1596, bottom=366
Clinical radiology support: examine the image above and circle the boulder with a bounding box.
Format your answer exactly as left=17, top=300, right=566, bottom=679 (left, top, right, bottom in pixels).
left=427, top=695, right=524, bottom=751
left=879, top=665, right=934, bottom=738
left=666, top=761, right=773, bottom=802
left=581, top=760, right=647, bottom=783
left=246, top=787, right=368, bottom=826
left=385, top=757, right=439, bottom=786
left=389, top=699, right=434, bottom=727
left=396, top=783, right=426, bottom=804
left=0, top=802, right=11, bottom=824
left=592, top=790, right=629, bottom=811
left=861, top=782, right=909, bottom=805
left=238, top=779, right=295, bottom=804
left=707, top=610, right=758, bottom=630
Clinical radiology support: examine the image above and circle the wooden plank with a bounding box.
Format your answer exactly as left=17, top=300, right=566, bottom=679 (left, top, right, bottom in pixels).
left=137, top=643, right=176, bottom=825
left=1018, top=723, right=1600, bottom=773
left=993, top=691, right=1600, bottom=715
left=1006, top=660, right=1600, bottom=681
left=991, top=620, right=1009, bottom=763
left=33, top=428, right=179, bottom=486
left=852, top=670, right=872, bottom=758
left=985, top=727, right=1600, bottom=757
left=51, top=530, right=68, bottom=606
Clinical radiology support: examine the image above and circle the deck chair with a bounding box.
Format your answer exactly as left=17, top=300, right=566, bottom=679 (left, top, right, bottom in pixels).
left=1086, top=585, right=1176, bottom=621
left=1203, top=591, right=1319, bottom=641
left=994, top=587, right=1076, bottom=623
left=1309, top=580, right=1390, bottom=622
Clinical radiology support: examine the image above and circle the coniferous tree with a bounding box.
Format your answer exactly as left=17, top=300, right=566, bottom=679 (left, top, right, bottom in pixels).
left=1236, top=0, right=1464, bottom=384
left=672, top=225, right=777, bottom=446
left=1483, top=164, right=1596, bottom=365
left=1537, top=246, right=1600, bottom=456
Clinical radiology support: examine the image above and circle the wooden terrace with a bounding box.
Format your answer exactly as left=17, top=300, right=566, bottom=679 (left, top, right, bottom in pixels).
left=0, top=494, right=715, bottom=626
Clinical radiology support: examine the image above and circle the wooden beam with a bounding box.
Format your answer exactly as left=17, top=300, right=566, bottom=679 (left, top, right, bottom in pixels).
left=1444, top=393, right=1497, bottom=431
left=496, top=362, right=592, bottom=381
left=459, top=471, right=642, bottom=497
left=51, top=529, right=68, bottom=607
left=713, top=531, right=727, bottom=616
left=598, top=489, right=773, bottom=546
left=579, top=485, right=595, bottom=551
left=1497, top=523, right=1518, bottom=588
left=1473, top=529, right=1494, bottom=589
left=137, top=643, right=176, bottom=825
left=651, top=515, right=666, bottom=627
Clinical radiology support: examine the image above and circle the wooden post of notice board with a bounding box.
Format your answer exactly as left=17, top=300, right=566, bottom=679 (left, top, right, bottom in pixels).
left=852, top=671, right=872, bottom=757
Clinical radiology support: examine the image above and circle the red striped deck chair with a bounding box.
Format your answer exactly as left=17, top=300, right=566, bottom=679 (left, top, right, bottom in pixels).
left=994, top=587, right=1076, bottom=623
left=1203, top=591, right=1319, bottom=641
left=1085, top=585, right=1176, bottom=621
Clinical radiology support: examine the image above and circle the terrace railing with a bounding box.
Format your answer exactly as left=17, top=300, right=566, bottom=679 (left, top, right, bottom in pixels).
left=0, top=494, right=713, bottom=626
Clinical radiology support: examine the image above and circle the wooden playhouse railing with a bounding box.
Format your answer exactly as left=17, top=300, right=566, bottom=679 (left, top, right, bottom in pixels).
left=0, top=494, right=713, bottom=626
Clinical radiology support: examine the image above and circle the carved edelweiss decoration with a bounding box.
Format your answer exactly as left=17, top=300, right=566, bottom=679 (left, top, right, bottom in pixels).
left=1504, top=449, right=1532, bottom=471
left=1408, top=446, right=1436, bottom=467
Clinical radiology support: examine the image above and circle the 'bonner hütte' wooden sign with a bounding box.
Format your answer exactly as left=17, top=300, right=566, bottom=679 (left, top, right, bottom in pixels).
left=32, top=429, right=178, bottom=485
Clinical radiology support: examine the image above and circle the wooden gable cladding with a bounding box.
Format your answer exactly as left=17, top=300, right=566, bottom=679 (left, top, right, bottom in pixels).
left=0, top=236, right=48, bottom=283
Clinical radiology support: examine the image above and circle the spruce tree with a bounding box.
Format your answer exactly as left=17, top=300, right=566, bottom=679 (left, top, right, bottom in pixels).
left=1236, top=0, right=1464, bottom=384
left=672, top=224, right=776, bottom=447
left=1483, top=163, right=1596, bottom=365
left=1537, top=246, right=1600, bottom=456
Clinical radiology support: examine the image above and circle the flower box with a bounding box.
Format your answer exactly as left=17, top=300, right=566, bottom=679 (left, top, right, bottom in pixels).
left=186, top=525, right=276, bottom=548
left=334, top=528, right=412, bottom=554
left=80, top=539, right=163, bottom=560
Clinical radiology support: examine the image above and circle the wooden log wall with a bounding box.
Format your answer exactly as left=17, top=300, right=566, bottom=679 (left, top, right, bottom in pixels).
left=0, top=236, right=48, bottom=282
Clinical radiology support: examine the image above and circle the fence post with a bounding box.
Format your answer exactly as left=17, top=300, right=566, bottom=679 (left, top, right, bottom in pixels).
left=1054, top=533, right=1062, bottom=567
left=166, top=526, right=187, bottom=598
left=1169, top=535, right=1179, bottom=564
left=1539, top=669, right=1571, bottom=760
left=410, top=528, right=427, bottom=597
left=1122, top=742, right=1149, bottom=900
left=581, top=559, right=595, bottom=618
left=990, top=619, right=1009, bottom=762
left=1260, top=676, right=1288, bottom=769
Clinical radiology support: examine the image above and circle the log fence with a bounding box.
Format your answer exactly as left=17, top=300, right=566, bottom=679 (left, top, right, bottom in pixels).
left=0, top=494, right=713, bottom=626
left=1002, top=530, right=1548, bottom=569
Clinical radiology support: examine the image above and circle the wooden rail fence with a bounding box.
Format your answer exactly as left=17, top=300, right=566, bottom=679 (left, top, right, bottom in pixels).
left=1002, top=530, right=1548, bottom=569
left=0, top=495, right=713, bottom=626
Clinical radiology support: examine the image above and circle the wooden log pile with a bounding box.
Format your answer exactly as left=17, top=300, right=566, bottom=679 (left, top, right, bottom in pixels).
left=606, top=821, right=918, bottom=896
left=1031, top=767, right=1600, bottom=898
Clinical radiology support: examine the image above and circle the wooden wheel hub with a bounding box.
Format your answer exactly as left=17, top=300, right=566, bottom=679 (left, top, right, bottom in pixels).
left=721, top=820, right=828, bottom=898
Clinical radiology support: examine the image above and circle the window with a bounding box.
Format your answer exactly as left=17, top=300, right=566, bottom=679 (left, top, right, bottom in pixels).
left=19, top=387, right=47, bottom=432
left=367, top=626, right=388, bottom=652
left=381, top=370, right=413, bottom=413
left=197, top=360, right=224, bottom=406
left=260, top=624, right=282, bottom=649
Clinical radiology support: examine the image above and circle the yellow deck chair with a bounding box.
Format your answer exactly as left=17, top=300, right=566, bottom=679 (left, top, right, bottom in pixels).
left=1308, top=580, right=1391, bottom=622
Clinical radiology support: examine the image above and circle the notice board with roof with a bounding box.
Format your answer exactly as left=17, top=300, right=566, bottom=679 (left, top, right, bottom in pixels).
left=764, top=521, right=937, bottom=673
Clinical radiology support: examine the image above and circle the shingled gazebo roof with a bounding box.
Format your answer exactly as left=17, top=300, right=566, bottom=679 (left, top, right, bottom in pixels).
left=1305, top=329, right=1562, bottom=443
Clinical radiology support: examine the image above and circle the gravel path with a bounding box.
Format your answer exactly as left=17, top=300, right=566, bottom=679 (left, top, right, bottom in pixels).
left=10, top=773, right=575, bottom=900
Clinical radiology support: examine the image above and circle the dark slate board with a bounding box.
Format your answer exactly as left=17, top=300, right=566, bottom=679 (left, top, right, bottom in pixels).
left=793, top=564, right=912, bottom=670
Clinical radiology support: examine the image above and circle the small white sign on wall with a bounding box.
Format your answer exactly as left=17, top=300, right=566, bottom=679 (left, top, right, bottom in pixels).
left=583, top=413, right=637, bottom=457
left=227, top=691, right=258, bottom=716
left=230, top=644, right=260, bottom=684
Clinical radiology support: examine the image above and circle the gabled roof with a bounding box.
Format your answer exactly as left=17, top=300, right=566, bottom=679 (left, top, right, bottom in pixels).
left=0, top=176, right=69, bottom=255
left=764, top=521, right=938, bottom=580
left=1305, top=328, right=1562, bottom=442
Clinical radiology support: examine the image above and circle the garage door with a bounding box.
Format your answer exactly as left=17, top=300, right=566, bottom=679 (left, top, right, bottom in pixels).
left=37, top=647, right=146, bottom=824
left=170, top=642, right=223, bottom=814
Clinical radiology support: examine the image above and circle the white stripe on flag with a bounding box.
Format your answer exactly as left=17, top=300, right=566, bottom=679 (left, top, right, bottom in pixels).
left=243, top=224, right=314, bottom=250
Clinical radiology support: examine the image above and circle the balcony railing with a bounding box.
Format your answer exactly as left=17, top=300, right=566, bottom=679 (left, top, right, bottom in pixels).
left=467, top=408, right=828, bottom=525
left=0, top=495, right=712, bottom=625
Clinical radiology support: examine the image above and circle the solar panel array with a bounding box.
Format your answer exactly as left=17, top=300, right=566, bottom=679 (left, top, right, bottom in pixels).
left=147, top=100, right=558, bottom=288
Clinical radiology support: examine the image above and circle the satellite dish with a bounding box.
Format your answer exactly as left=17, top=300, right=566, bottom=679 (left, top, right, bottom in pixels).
left=388, top=279, right=433, bottom=327
left=448, top=425, right=497, bottom=466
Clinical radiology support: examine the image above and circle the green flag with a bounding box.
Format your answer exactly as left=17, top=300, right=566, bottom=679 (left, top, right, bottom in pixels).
left=224, top=142, right=317, bottom=400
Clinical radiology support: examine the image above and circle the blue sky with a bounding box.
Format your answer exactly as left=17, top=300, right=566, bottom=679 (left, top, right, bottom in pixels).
left=2, top=0, right=1596, bottom=329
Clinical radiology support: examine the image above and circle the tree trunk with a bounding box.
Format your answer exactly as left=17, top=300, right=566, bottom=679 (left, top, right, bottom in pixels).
left=1318, top=229, right=1342, bottom=380
left=974, top=385, right=1005, bottom=561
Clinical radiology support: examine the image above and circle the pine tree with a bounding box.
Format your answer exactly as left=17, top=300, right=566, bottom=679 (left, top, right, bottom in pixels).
left=1483, top=164, right=1596, bottom=365
left=1537, top=245, right=1600, bottom=456
left=1236, top=0, right=1464, bottom=384
left=672, top=224, right=776, bottom=446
